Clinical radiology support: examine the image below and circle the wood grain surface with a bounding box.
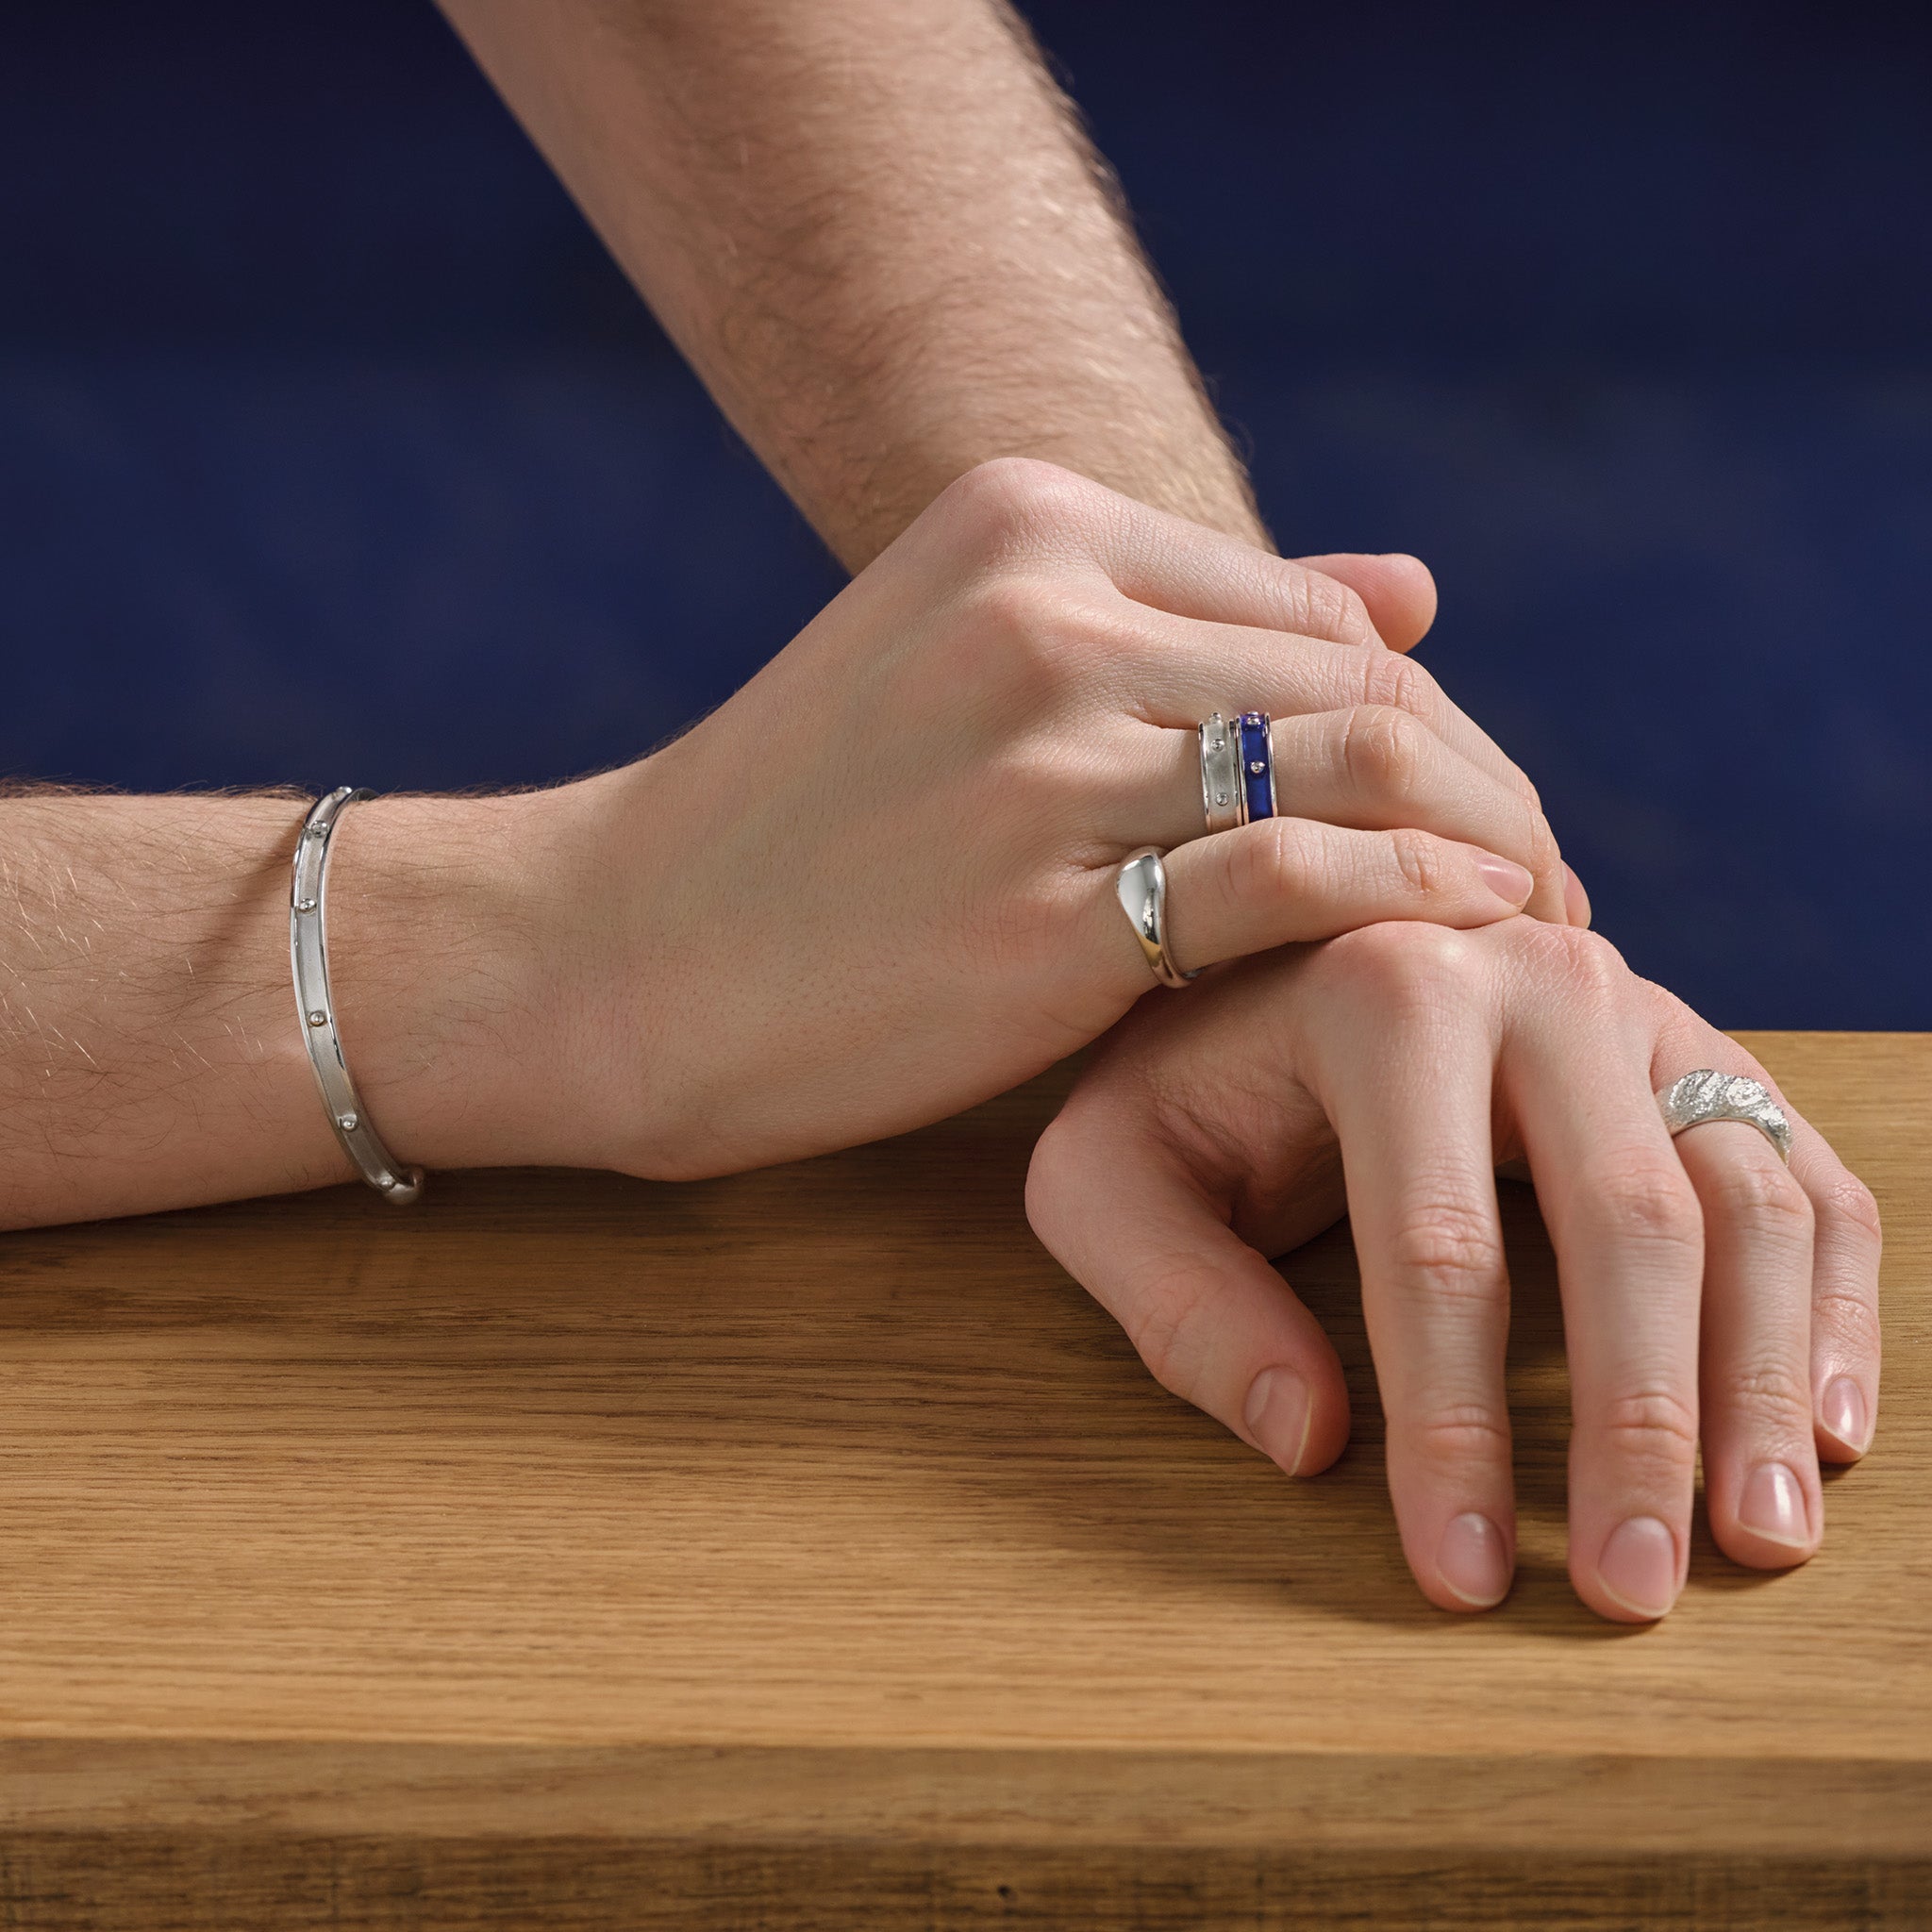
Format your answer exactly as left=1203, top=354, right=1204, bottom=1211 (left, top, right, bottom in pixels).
left=0, top=1031, right=1925, bottom=1929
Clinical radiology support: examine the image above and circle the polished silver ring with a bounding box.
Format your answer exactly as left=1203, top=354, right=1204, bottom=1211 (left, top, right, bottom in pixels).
left=1117, top=846, right=1199, bottom=989
left=1199, top=712, right=1244, bottom=836
left=1656, top=1070, right=1792, bottom=1165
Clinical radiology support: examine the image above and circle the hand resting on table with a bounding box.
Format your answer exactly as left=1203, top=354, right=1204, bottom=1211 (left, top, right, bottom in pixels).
left=1027, top=918, right=1882, bottom=1623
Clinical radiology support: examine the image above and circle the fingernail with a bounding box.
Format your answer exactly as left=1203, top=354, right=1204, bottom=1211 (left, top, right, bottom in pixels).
left=1474, top=854, right=1534, bottom=905
left=1596, top=1516, right=1679, bottom=1620
left=1243, top=1365, right=1312, bottom=1475
left=1437, top=1511, right=1512, bottom=1608
left=1822, top=1377, right=1871, bottom=1456
left=1562, top=862, right=1591, bottom=928
left=1738, top=1462, right=1811, bottom=1548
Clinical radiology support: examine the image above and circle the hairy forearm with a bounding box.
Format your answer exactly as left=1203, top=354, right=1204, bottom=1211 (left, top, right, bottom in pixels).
left=0, top=789, right=591, bottom=1226
left=437, top=0, right=1267, bottom=567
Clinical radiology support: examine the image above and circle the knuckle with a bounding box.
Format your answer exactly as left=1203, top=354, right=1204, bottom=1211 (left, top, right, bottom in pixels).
left=1547, top=924, right=1626, bottom=992
left=1122, top=1274, right=1219, bottom=1407
left=1361, top=648, right=1542, bottom=812
left=1714, top=1360, right=1814, bottom=1425
left=1389, top=825, right=1447, bottom=898
left=1406, top=1402, right=1514, bottom=1469
left=1598, top=1386, right=1701, bottom=1465
left=1512, top=920, right=1629, bottom=997
left=1361, top=646, right=1441, bottom=723
left=1522, top=804, right=1563, bottom=882
left=1386, top=1199, right=1507, bottom=1302
left=1816, top=1172, right=1883, bottom=1248
left=965, top=576, right=1108, bottom=705
left=1300, top=573, right=1373, bottom=641
left=1811, top=1284, right=1882, bottom=1352
left=938, top=456, right=1098, bottom=552
left=1340, top=703, right=1427, bottom=797
left=1584, top=1159, right=1705, bottom=1255
left=1702, top=1157, right=1814, bottom=1241
left=1226, top=816, right=1319, bottom=905
left=1322, top=920, right=1488, bottom=1010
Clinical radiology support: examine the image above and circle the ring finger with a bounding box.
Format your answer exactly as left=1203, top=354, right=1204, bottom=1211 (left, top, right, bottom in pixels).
left=1097, top=604, right=1543, bottom=809
left=1120, top=708, right=1557, bottom=909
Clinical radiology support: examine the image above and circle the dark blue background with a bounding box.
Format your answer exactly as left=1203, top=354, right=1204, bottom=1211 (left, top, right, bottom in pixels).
left=1, top=2, right=1925, bottom=1025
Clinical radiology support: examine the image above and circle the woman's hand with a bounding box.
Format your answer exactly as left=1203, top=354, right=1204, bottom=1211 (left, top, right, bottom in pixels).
left=1025, top=919, right=1882, bottom=1623
left=556, top=458, right=1573, bottom=1176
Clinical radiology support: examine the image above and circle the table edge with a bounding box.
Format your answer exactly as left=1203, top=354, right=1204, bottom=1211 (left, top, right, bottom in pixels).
left=2, top=1740, right=1925, bottom=1856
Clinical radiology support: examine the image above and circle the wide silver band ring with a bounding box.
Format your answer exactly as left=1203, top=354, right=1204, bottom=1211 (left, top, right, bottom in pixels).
left=1117, top=846, right=1199, bottom=989
left=1656, top=1070, right=1792, bottom=1165
left=1199, top=712, right=1244, bottom=836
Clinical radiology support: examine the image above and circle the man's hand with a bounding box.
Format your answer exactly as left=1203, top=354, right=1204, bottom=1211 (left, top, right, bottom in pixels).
left=0, top=462, right=1570, bottom=1228
left=562, top=462, right=1569, bottom=1177
left=1026, top=920, right=1883, bottom=1623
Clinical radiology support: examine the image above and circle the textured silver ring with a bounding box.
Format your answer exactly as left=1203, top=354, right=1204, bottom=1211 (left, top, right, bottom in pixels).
left=1199, top=712, right=1245, bottom=836
left=1656, top=1070, right=1792, bottom=1165
left=1117, top=846, right=1199, bottom=989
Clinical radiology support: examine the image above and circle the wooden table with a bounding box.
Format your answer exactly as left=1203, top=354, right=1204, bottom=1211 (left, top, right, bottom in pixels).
left=0, top=1032, right=1925, bottom=1929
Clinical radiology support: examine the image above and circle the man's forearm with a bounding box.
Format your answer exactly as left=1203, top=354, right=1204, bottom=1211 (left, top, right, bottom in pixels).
left=0, top=789, right=589, bottom=1227
left=437, top=0, right=1268, bottom=568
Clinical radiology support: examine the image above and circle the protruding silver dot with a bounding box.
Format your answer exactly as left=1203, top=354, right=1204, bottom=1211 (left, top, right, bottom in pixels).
left=295, top=898, right=317, bottom=913
left=337, top=1112, right=358, bottom=1132
left=307, top=1009, right=328, bottom=1027
left=1214, top=791, right=1229, bottom=807
left=1249, top=760, right=1265, bottom=774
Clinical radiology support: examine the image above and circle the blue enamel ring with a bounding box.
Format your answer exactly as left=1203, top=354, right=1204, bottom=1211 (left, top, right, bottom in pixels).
left=1237, top=710, right=1276, bottom=823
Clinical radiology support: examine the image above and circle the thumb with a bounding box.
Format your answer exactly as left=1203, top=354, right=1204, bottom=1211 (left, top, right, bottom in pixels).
left=1027, top=1098, right=1351, bottom=1477
left=1294, top=551, right=1439, bottom=653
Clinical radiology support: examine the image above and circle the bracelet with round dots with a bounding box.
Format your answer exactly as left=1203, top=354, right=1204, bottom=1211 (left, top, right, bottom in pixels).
left=290, top=787, right=424, bottom=1206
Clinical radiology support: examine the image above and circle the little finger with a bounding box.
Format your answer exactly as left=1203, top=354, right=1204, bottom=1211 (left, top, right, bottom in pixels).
left=1793, top=1122, right=1884, bottom=1462
left=1641, top=999, right=1882, bottom=1469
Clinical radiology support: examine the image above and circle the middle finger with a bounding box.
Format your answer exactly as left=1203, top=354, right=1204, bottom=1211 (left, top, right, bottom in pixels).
left=1506, top=965, right=1706, bottom=1623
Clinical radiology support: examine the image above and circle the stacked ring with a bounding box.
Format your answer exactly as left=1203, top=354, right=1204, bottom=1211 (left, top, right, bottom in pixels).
left=1197, top=710, right=1276, bottom=836
left=1238, top=709, right=1277, bottom=824
left=1198, top=713, right=1244, bottom=835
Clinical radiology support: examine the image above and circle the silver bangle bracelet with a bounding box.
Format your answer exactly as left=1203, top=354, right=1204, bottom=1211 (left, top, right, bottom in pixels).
left=290, top=787, right=425, bottom=1206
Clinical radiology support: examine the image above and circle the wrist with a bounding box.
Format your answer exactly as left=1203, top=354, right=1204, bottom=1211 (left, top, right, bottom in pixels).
left=324, top=783, right=614, bottom=1175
